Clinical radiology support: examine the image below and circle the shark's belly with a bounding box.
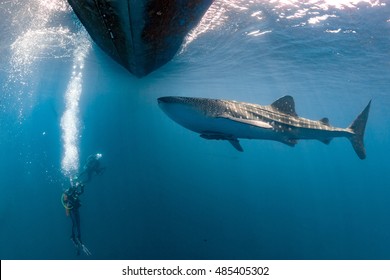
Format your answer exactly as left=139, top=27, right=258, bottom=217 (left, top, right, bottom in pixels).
left=289, top=126, right=349, bottom=140
left=163, top=104, right=349, bottom=141
left=181, top=116, right=280, bottom=140
left=183, top=116, right=348, bottom=141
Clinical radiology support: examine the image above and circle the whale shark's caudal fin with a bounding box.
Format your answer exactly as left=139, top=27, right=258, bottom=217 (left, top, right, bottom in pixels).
left=348, top=100, right=371, bottom=160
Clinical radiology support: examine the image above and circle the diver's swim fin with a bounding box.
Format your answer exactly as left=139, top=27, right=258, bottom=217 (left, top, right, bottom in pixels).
left=71, top=237, right=92, bottom=256
left=81, top=244, right=92, bottom=256
left=71, top=237, right=81, bottom=255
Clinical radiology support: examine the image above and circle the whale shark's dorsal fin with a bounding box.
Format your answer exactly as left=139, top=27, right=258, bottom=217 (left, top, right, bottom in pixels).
left=319, top=117, right=330, bottom=126
left=270, top=96, right=298, bottom=117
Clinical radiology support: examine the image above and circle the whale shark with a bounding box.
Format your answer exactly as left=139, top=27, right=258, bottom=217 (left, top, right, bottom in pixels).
left=158, top=96, right=371, bottom=159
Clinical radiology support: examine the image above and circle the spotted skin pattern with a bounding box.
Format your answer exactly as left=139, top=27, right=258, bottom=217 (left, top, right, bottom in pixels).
left=158, top=96, right=371, bottom=159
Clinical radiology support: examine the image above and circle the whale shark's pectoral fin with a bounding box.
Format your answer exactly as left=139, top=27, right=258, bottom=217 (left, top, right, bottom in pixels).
left=318, top=138, right=332, bottom=145
left=218, top=114, right=272, bottom=129
left=228, top=139, right=244, bottom=152
left=200, top=132, right=244, bottom=152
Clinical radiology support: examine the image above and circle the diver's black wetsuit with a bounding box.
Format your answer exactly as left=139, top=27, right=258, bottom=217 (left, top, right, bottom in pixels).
left=64, top=184, right=84, bottom=254
left=78, top=154, right=105, bottom=183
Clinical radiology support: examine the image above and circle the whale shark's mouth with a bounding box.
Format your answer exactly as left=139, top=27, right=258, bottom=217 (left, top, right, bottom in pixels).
left=158, top=96, right=179, bottom=104
left=158, top=97, right=194, bottom=115
left=158, top=96, right=195, bottom=105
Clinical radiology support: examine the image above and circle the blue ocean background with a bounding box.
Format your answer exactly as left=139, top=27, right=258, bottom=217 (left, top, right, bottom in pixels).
left=0, top=0, right=389, bottom=260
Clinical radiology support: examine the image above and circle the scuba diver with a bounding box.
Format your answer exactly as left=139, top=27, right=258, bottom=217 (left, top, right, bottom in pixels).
left=77, top=153, right=105, bottom=184
left=61, top=179, right=91, bottom=256
left=61, top=153, right=104, bottom=256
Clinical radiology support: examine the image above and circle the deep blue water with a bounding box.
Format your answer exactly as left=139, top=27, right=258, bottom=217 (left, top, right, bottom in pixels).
left=1, top=0, right=390, bottom=260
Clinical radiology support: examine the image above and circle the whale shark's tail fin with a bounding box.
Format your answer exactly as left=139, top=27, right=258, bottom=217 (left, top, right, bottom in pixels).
left=348, top=100, right=371, bottom=160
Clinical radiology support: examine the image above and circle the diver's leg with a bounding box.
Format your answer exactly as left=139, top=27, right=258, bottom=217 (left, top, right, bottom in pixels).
left=70, top=208, right=91, bottom=256
left=70, top=210, right=76, bottom=240
left=70, top=210, right=81, bottom=255
left=75, top=208, right=81, bottom=242
left=97, top=167, right=106, bottom=175
left=85, top=170, right=93, bottom=183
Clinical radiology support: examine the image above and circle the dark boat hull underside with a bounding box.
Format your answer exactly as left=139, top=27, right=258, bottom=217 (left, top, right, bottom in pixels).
left=67, top=0, right=213, bottom=77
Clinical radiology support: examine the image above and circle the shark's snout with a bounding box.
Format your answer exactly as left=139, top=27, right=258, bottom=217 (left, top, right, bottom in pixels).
left=158, top=97, right=181, bottom=115
left=158, top=96, right=188, bottom=117
left=158, top=96, right=173, bottom=104
left=158, top=96, right=187, bottom=105
left=158, top=96, right=208, bottom=134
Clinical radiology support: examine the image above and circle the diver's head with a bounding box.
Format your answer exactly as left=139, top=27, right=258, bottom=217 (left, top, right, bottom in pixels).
left=95, top=153, right=102, bottom=160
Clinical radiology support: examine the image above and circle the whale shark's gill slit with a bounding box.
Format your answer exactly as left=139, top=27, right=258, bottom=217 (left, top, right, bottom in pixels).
left=60, top=30, right=91, bottom=176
